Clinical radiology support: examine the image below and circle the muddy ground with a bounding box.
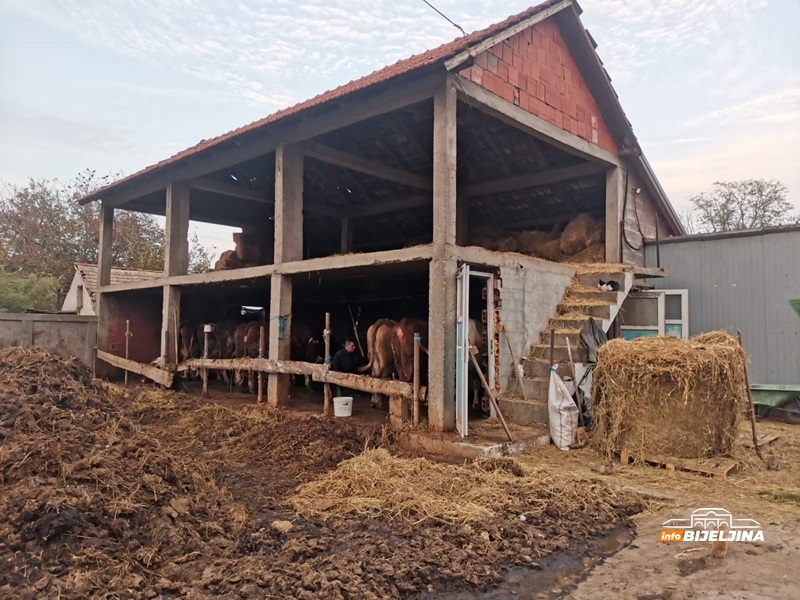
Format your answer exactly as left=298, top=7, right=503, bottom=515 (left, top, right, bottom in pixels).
left=1, top=348, right=797, bottom=599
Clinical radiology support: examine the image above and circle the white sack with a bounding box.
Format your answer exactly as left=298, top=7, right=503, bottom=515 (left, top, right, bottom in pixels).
left=548, top=368, right=579, bottom=451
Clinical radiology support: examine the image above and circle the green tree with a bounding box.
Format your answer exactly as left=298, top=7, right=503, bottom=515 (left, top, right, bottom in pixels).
left=687, top=179, right=795, bottom=233
left=188, top=230, right=213, bottom=274
left=0, top=270, right=59, bottom=313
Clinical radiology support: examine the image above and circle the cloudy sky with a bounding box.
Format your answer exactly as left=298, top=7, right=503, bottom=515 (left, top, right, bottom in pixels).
left=1, top=0, right=798, bottom=255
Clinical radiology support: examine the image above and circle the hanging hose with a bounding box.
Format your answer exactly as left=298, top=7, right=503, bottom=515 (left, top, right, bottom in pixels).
left=622, top=171, right=646, bottom=252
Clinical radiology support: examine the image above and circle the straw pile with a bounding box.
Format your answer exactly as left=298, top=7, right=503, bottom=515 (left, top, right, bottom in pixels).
left=290, top=448, right=644, bottom=526
left=592, top=332, right=747, bottom=461
left=469, top=213, right=606, bottom=263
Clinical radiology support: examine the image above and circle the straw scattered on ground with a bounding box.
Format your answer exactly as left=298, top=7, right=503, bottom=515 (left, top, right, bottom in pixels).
left=291, top=447, right=644, bottom=528
left=592, top=332, right=747, bottom=461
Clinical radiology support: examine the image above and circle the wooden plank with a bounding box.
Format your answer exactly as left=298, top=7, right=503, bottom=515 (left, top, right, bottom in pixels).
left=444, top=0, right=572, bottom=70
left=619, top=448, right=738, bottom=479
left=311, top=369, right=419, bottom=397
left=741, top=433, right=780, bottom=449
left=97, top=350, right=173, bottom=387
left=462, top=162, right=605, bottom=197
left=455, top=76, right=620, bottom=167
left=92, top=73, right=443, bottom=209
left=190, top=178, right=269, bottom=202
left=179, top=357, right=318, bottom=375
left=305, top=141, right=433, bottom=191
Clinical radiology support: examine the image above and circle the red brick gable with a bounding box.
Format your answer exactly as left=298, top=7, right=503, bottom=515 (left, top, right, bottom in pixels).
left=460, top=16, right=618, bottom=155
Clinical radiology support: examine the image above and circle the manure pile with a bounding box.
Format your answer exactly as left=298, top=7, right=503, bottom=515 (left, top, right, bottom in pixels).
left=0, top=348, right=247, bottom=598
left=1, top=348, right=646, bottom=599
left=592, top=332, right=747, bottom=461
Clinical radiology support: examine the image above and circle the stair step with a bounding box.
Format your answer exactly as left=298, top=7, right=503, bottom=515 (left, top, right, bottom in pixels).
left=547, top=317, right=590, bottom=331
left=499, top=395, right=549, bottom=426
left=570, top=289, right=619, bottom=303
left=559, top=302, right=610, bottom=319
left=529, top=344, right=588, bottom=362
left=540, top=329, right=581, bottom=347
left=576, top=272, right=626, bottom=288
left=520, top=376, right=549, bottom=398
left=523, top=358, right=551, bottom=378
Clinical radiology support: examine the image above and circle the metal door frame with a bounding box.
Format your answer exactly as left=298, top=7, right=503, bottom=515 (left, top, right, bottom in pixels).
left=455, top=264, right=495, bottom=438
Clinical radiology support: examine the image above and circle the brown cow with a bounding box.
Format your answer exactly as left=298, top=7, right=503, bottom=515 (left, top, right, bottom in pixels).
left=233, top=321, right=268, bottom=392
left=359, top=318, right=396, bottom=378
left=391, top=318, right=428, bottom=383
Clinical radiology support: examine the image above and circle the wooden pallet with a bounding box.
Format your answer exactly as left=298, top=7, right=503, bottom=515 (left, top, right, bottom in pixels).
left=619, top=447, right=738, bottom=478
left=741, top=433, right=780, bottom=448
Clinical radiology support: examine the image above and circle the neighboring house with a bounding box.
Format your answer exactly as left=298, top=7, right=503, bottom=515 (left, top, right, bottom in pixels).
left=61, top=263, right=162, bottom=316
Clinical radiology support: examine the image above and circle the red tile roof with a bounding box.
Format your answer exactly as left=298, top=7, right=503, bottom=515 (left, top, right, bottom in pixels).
left=80, top=1, right=565, bottom=203
left=75, top=262, right=162, bottom=303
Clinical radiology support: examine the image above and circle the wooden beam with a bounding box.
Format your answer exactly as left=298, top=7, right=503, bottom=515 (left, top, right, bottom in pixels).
left=190, top=177, right=269, bottom=202
left=97, top=350, right=174, bottom=387
left=340, top=217, right=352, bottom=253
left=305, top=141, right=433, bottom=191
left=445, top=0, right=573, bottom=71
left=92, top=72, right=443, bottom=209
left=179, top=357, right=318, bottom=376
left=454, top=76, right=620, bottom=167
left=347, top=194, right=431, bottom=218
left=311, top=369, right=421, bottom=398
left=462, top=162, right=605, bottom=197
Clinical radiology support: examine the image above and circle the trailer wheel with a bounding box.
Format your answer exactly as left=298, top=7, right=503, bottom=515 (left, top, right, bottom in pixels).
left=784, top=398, right=800, bottom=425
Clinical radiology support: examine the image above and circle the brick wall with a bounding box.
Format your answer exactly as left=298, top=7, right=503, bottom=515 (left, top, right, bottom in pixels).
left=460, top=17, right=618, bottom=155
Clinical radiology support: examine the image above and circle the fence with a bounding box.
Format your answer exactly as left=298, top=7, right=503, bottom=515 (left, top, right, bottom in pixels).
left=0, top=313, right=97, bottom=367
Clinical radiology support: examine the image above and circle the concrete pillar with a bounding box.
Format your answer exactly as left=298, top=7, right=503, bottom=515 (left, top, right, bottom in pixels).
left=428, top=76, right=459, bottom=432
left=160, top=285, right=180, bottom=365
left=456, top=195, right=469, bottom=246
left=266, top=275, right=292, bottom=406
left=268, top=143, right=303, bottom=405
left=95, top=203, right=114, bottom=377
left=165, top=181, right=191, bottom=276
left=605, top=166, right=625, bottom=263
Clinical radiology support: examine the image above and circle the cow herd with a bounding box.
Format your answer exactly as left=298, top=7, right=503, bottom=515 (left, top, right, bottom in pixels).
left=176, top=315, right=486, bottom=407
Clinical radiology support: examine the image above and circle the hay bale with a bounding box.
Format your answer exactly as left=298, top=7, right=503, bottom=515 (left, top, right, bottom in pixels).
left=495, top=236, right=519, bottom=253
left=592, top=332, right=747, bottom=461
left=569, top=242, right=605, bottom=263
left=586, top=220, right=605, bottom=246
left=514, top=230, right=556, bottom=254
left=530, top=238, right=563, bottom=261
left=558, top=213, right=597, bottom=256
left=214, top=249, right=241, bottom=270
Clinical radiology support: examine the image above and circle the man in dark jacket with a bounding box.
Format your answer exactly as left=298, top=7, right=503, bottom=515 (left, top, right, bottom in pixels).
left=330, top=337, right=365, bottom=397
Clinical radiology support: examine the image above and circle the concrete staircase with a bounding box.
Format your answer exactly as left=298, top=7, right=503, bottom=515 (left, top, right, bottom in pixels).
left=500, top=268, right=634, bottom=427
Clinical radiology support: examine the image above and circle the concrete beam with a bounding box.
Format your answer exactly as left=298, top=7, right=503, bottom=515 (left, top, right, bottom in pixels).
left=164, top=181, right=190, bottom=276
left=605, top=166, right=625, bottom=262
left=190, top=177, right=269, bottom=202
left=455, top=76, right=620, bottom=167
left=274, top=143, right=304, bottom=263
left=347, top=193, right=431, bottom=218
left=305, top=141, right=433, bottom=191
left=340, top=217, right=352, bottom=254
left=432, top=76, right=458, bottom=255
left=462, top=161, right=605, bottom=198
left=98, top=203, right=114, bottom=287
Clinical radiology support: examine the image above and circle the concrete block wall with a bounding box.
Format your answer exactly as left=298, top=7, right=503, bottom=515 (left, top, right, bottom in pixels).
left=0, top=314, right=98, bottom=367
left=497, top=261, right=574, bottom=392
left=460, top=16, right=618, bottom=155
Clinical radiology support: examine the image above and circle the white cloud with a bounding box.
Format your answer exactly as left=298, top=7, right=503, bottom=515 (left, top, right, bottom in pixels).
left=686, top=87, right=800, bottom=127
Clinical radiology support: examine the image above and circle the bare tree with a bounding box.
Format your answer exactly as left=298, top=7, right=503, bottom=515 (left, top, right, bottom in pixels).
left=688, top=179, right=795, bottom=233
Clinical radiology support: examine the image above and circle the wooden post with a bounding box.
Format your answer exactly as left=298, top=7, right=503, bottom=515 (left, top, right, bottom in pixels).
left=202, top=326, right=210, bottom=398
left=323, top=312, right=332, bottom=416
left=549, top=328, right=555, bottom=368
left=737, top=330, right=763, bottom=461
left=257, top=324, right=266, bottom=403
left=340, top=217, right=352, bottom=254
left=124, top=319, right=131, bottom=387
left=413, top=332, right=421, bottom=426
left=501, top=322, right=526, bottom=401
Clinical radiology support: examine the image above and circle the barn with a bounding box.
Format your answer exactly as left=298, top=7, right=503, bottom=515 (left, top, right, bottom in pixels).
left=80, top=0, right=683, bottom=437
